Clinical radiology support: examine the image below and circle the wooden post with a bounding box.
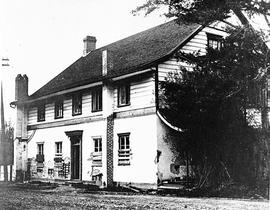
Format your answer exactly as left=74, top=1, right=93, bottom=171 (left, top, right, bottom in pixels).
left=10, top=165, right=12, bottom=181
left=4, top=165, right=8, bottom=181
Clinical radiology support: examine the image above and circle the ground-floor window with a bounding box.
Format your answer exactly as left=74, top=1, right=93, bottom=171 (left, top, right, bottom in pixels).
left=55, top=142, right=63, bottom=156
left=118, top=133, right=131, bottom=165
left=92, top=137, right=102, bottom=166
left=36, top=142, right=44, bottom=163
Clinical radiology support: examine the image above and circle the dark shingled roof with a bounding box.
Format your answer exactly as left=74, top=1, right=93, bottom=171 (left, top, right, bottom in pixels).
left=30, top=20, right=201, bottom=99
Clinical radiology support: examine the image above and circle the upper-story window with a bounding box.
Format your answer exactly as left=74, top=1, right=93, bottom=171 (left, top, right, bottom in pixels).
left=72, top=93, right=82, bottom=116
left=118, top=84, right=130, bottom=107
left=55, top=99, right=63, bottom=119
left=92, top=87, right=102, bottom=112
left=207, top=33, right=223, bottom=50
left=37, top=103, right=45, bottom=122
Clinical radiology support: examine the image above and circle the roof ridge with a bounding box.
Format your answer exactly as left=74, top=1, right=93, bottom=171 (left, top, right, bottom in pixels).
left=95, top=19, right=175, bottom=51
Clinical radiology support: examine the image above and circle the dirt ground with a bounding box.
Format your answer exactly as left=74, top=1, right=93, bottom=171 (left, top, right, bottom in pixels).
left=0, top=183, right=269, bottom=210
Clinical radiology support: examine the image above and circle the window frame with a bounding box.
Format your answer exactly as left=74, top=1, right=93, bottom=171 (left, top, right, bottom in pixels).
left=117, top=84, right=130, bottom=107
left=37, top=103, right=45, bottom=122
left=37, top=143, right=44, bottom=155
left=207, top=33, right=223, bottom=50
left=54, top=99, right=64, bottom=119
left=93, top=137, right=102, bottom=153
left=91, top=87, right=103, bottom=112
left=118, top=133, right=131, bottom=166
left=92, top=136, right=102, bottom=166
left=72, top=93, right=82, bottom=116
left=55, top=141, right=63, bottom=156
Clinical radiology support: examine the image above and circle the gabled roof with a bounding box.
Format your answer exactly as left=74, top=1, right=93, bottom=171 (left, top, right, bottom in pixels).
left=30, top=20, right=201, bottom=99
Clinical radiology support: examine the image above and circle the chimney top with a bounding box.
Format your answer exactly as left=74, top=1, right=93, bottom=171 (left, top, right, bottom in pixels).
left=83, top=36, right=97, bottom=56
left=83, top=36, right=96, bottom=42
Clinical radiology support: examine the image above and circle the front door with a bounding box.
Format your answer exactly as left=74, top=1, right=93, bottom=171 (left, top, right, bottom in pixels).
left=70, top=135, right=81, bottom=180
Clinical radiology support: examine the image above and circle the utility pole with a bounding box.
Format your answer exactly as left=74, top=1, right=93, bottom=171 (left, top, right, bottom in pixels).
left=0, top=57, right=10, bottom=181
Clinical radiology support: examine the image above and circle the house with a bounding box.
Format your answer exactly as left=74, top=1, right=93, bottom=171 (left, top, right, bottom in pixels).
left=11, top=19, right=228, bottom=188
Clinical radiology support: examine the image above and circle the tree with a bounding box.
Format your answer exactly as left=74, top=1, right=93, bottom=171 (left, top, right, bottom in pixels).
left=133, top=1, right=270, bottom=63
left=133, top=0, right=270, bottom=27
left=134, top=0, right=270, bottom=191
left=162, top=27, right=269, bottom=187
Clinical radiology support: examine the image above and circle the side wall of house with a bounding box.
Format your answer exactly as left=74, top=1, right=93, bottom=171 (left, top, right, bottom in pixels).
left=156, top=26, right=227, bottom=182
left=157, top=116, right=187, bottom=182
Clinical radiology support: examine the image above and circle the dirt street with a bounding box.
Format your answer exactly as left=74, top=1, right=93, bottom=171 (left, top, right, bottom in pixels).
left=0, top=183, right=269, bottom=209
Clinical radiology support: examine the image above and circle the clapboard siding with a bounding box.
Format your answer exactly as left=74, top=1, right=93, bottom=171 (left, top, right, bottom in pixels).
left=28, top=107, right=37, bottom=125
left=158, top=59, right=192, bottom=81
left=28, top=77, right=155, bottom=125
left=158, top=26, right=228, bottom=81
left=28, top=91, right=102, bottom=125
left=113, top=76, right=155, bottom=112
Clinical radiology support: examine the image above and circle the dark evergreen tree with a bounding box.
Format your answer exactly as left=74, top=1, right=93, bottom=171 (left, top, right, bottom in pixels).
left=134, top=0, right=270, bottom=191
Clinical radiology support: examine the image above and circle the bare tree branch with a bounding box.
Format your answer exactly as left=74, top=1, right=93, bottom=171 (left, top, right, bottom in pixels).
left=263, top=14, right=270, bottom=29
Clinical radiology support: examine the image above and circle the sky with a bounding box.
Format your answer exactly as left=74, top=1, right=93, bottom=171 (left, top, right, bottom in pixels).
left=0, top=0, right=269, bottom=124
left=0, top=0, right=167, bottom=122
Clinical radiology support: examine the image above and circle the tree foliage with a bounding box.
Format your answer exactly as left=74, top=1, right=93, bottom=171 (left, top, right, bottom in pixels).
left=162, top=26, right=269, bottom=187
left=134, top=0, right=270, bottom=190
left=133, top=0, right=270, bottom=27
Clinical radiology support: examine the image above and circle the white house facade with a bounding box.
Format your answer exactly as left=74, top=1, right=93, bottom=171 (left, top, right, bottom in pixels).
left=12, top=20, right=228, bottom=188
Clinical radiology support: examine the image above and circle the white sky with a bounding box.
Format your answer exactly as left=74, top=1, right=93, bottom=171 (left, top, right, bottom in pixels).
left=0, top=0, right=269, bottom=124
left=0, top=0, right=167, bottom=122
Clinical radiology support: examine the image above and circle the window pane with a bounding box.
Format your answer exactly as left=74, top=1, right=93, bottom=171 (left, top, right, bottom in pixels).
left=118, top=133, right=131, bottom=165
left=126, top=136, right=130, bottom=149
left=38, top=144, right=44, bottom=155
left=93, top=138, right=102, bottom=152
left=207, top=34, right=223, bottom=50
left=38, top=104, right=45, bottom=121
left=72, top=94, right=82, bottom=115
left=55, top=142, right=62, bottom=154
left=99, top=139, right=102, bottom=152
left=118, top=85, right=130, bottom=106
left=55, top=100, right=63, bottom=118
left=92, top=87, right=102, bottom=112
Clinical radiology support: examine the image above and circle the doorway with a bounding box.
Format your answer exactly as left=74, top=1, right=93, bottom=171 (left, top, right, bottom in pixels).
left=65, top=130, right=83, bottom=180
left=70, top=135, right=81, bottom=180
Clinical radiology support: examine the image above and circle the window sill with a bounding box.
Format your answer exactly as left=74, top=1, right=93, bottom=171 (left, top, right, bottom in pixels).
left=55, top=153, right=63, bottom=156
left=37, top=119, right=45, bottom=122
left=72, top=112, right=82, bottom=116
left=55, top=116, right=63, bottom=119
left=91, top=109, right=102, bottom=113
left=118, top=163, right=130, bottom=166
left=117, top=103, right=130, bottom=108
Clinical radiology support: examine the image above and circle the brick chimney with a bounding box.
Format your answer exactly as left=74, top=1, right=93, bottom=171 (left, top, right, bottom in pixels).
left=83, top=36, right=97, bottom=56
left=15, top=74, right=28, bottom=101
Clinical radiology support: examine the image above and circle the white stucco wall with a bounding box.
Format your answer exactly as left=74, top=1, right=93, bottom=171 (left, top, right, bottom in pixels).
left=157, top=116, right=187, bottom=182
left=113, top=114, right=157, bottom=184
left=27, top=119, right=107, bottom=181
